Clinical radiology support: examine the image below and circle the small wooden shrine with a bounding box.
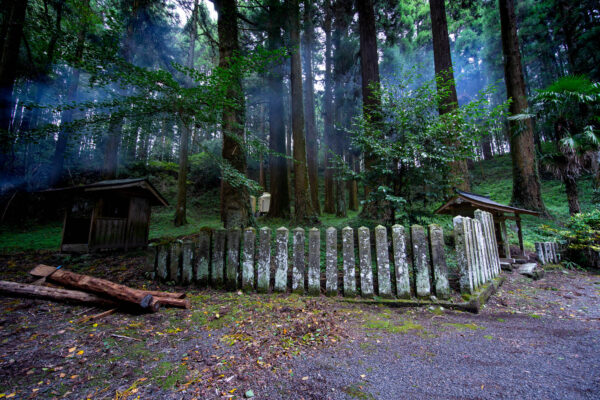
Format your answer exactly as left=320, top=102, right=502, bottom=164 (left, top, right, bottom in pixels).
left=48, top=178, right=168, bottom=253
left=435, top=189, right=541, bottom=257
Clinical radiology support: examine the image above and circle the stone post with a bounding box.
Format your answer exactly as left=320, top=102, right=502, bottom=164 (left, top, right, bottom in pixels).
left=195, top=230, right=211, bottom=286
left=544, top=242, right=553, bottom=265
left=225, top=229, right=241, bottom=291
left=274, top=227, right=288, bottom=292
left=475, top=220, right=490, bottom=283
left=475, top=210, right=493, bottom=279
left=411, top=225, right=431, bottom=298
left=342, top=227, right=356, bottom=297
left=156, top=244, right=168, bottom=281
left=374, top=226, right=392, bottom=298
left=468, top=219, right=481, bottom=288
left=292, top=228, right=306, bottom=294
left=428, top=224, right=450, bottom=299
left=181, top=239, right=194, bottom=285
left=257, top=227, right=271, bottom=293
left=325, top=227, right=338, bottom=296
left=391, top=225, right=411, bottom=299
left=358, top=227, right=374, bottom=297
left=169, top=240, right=182, bottom=282
left=242, top=227, right=256, bottom=292
left=211, top=228, right=226, bottom=288
left=535, top=242, right=546, bottom=265
left=307, top=228, right=321, bottom=296
left=144, top=244, right=157, bottom=279
left=453, top=216, right=473, bottom=294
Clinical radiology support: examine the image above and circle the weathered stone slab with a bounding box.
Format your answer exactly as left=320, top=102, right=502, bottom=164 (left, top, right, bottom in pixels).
left=242, top=228, right=256, bottom=292
left=468, top=219, right=482, bottom=288
left=144, top=244, right=157, bottom=278
left=308, top=228, right=321, bottom=296
left=475, top=210, right=493, bottom=280
left=374, top=226, right=392, bottom=298
left=292, top=228, right=305, bottom=294
left=211, top=228, right=226, bottom=288
left=544, top=242, right=553, bottom=266
left=181, top=239, right=194, bottom=285
left=391, top=225, right=411, bottom=299
left=225, top=229, right=241, bottom=290
left=274, top=227, right=288, bottom=292
left=342, top=227, right=356, bottom=297
left=358, top=227, right=374, bottom=297
left=475, top=220, right=490, bottom=283
left=428, top=224, right=450, bottom=299
left=535, top=242, right=546, bottom=265
left=326, top=227, right=338, bottom=296
left=169, top=240, right=182, bottom=282
left=257, top=227, right=271, bottom=293
left=487, top=213, right=501, bottom=276
left=195, top=230, right=211, bottom=286
left=453, top=216, right=473, bottom=294
left=156, top=244, right=168, bottom=281
left=411, top=225, right=431, bottom=298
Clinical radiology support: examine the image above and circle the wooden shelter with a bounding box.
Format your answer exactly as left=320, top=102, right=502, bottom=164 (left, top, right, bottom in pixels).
left=435, top=189, right=541, bottom=257
left=48, top=178, right=168, bottom=253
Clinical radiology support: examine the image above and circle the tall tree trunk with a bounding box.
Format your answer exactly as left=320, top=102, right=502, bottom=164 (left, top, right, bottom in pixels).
left=174, top=0, right=199, bottom=227
left=322, top=0, right=335, bottom=214
left=499, top=0, right=546, bottom=212
left=214, top=0, right=249, bottom=228
left=266, top=0, right=290, bottom=218
left=348, top=153, right=359, bottom=211
left=356, top=0, right=391, bottom=222
left=0, top=0, right=27, bottom=173
left=429, top=0, right=470, bottom=191
left=564, top=176, right=581, bottom=215
left=481, top=136, right=493, bottom=160
left=287, top=0, right=317, bottom=224
left=49, top=9, right=87, bottom=186
left=302, top=0, right=320, bottom=215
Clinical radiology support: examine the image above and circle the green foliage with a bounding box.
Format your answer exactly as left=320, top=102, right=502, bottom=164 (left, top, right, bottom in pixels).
left=344, top=72, right=507, bottom=222
left=543, top=210, right=600, bottom=254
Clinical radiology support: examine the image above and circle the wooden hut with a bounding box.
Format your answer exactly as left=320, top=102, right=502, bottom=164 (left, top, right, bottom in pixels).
left=48, top=178, right=168, bottom=253
left=435, top=189, right=541, bottom=257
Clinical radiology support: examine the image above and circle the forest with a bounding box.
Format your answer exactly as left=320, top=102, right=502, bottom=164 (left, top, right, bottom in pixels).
left=0, top=0, right=599, bottom=262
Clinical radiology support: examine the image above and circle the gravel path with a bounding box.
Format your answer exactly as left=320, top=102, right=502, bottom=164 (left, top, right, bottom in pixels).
left=263, top=269, right=600, bottom=400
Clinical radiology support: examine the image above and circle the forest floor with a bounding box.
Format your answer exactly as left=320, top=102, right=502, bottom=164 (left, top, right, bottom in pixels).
left=1, top=252, right=599, bottom=399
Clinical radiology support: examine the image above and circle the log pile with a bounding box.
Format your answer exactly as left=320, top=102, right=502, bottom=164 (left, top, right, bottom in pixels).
left=0, top=264, right=189, bottom=313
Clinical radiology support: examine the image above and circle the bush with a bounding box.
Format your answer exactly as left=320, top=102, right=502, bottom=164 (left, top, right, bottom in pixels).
left=544, top=210, right=600, bottom=268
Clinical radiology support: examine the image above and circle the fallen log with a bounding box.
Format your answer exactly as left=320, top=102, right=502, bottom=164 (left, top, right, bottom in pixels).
left=141, top=290, right=186, bottom=299
left=0, top=280, right=119, bottom=308
left=30, top=265, right=157, bottom=312
left=154, top=297, right=190, bottom=309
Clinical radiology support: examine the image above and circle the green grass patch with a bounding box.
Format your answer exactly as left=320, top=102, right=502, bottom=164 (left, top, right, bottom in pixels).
left=363, top=319, right=424, bottom=334
left=443, top=322, right=484, bottom=331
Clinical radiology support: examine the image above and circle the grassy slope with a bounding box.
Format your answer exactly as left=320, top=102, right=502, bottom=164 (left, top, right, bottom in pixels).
left=0, top=154, right=594, bottom=253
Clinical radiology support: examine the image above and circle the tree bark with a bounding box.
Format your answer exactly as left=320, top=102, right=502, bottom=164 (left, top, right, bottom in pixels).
left=174, top=0, right=199, bottom=227
left=322, top=0, right=335, bottom=214
left=214, top=0, right=249, bottom=228
left=0, top=280, right=119, bottom=309
left=287, top=0, right=318, bottom=224
left=267, top=0, right=290, bottom=218
left=429, top=0, right=470, bottom=191
left=481, top=136, right=493, bottom=160
left=348, top=153, right=359, bottom=211
left=498, top=0, right=546, bottom=212
left=302, top=0, right=320, bottom=215
left=564, top=176, right=581, bottom=215
left=0, top=0, right=27, bottom=173
left=102, top=114, right=122, bottom=180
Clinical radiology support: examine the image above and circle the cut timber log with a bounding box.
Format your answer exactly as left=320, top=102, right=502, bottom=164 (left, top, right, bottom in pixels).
left=154, top=297, right=190, bottom=309
left=30, top=265, right=157, bottom=312
left=0, top=280, right=119, bottom=308
left=140, top=290, right=186, bottom=299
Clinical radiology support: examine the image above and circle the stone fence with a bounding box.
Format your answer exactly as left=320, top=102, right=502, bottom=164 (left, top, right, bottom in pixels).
left=146, top=210, right=501, bottom=299
left=535, top=242, right=560, bottom=265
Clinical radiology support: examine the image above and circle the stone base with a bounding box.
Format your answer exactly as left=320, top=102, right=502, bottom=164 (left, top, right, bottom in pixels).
left=339, top=276, right=506, bottom=314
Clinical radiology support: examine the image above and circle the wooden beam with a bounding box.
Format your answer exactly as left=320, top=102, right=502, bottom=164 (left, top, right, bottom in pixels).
left=516, top=215, right=524, bottom=255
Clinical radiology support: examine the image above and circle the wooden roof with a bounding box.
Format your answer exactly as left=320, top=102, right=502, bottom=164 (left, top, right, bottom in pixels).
left=45, top=178, right=169, bottom=207
left=435, top=189, right=541, bottom=217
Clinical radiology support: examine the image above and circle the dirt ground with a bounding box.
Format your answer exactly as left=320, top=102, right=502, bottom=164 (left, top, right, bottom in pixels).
left=1, top=251, right=599, bottom=399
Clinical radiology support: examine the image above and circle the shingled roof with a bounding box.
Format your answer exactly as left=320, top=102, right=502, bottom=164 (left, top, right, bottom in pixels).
left=435, top=189, right=541, bottom=217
